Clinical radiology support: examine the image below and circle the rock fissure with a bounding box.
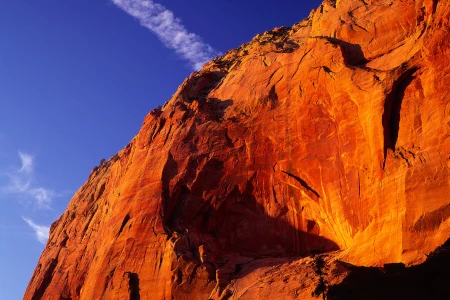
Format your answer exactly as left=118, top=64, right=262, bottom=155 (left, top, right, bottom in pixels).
left=117, top=214, right=131, bottom=237
left=125, top=272, right=140, bottom=300
left=382, top=67, right=419, bottom=164
left=282, top=170, right=321, bottom=199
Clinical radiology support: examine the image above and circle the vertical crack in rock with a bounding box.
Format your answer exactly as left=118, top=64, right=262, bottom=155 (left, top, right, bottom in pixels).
left=125, top=272, right=140, bottom=300
left=161, top=151, right=179, bottom=233
left=265, top=68, right=281, bottom=87
left=117, top=214, right=131, bottom=237
left=272, top=185, right=279, bottom=204
left=81, top=212, right=96, bottom=240
left=282, top=170, right=321, bottom=198
left=96, top=182, right=106, bottom=200
left=382, top=67, right=419, bottom=163
left=291, top=48, right=312, bottom=80
left=432, top=0, right=438, bottom=14
left=268, top=85, right=279, bottom=108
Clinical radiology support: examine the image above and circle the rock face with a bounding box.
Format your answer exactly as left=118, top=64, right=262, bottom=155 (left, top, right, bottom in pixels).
left=25, top=0, right=450, bottom=299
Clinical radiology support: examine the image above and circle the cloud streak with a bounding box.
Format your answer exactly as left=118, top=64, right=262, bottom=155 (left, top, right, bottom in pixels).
left=22, top=217, right=50, bottom=244
left=29, top=187, right=55, bottom=209
left=111, top=0, right=221, bottom=70
left=2, top=152, right=56, bottom=209
left=19, top=152, right=33, bottom=173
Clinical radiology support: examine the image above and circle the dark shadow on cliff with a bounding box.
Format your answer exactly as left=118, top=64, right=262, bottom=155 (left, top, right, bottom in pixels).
left=382, top=67, right=419, bottom=162
left=313, top=36, right=368, bottom=66
left=163, top=175, right=340, bottom=296
left=160, top=94, right=339, bottom=297
left=162, top=170, right=339, bottom=259
left=126, top=272, right=140, bottom=300
left=327, top=238, right=450, bottom=300
left=212, top=182, right=339, bottom=258
left=199, top=98, right=233, bottom=122
left=161, top=156, right=340, bottom=292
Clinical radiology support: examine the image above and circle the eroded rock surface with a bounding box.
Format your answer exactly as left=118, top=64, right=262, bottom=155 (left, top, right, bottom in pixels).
left=25, top=0, right=450, bottom=299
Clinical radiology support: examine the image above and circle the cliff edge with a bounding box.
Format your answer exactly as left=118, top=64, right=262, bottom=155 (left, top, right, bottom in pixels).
left=25, top=0, right=450, bottom=299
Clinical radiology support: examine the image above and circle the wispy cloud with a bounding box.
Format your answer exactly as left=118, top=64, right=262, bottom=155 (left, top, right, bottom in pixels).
left=22, top=217, right=50, bottom=244
left=29, top=187, right=55, bottom=209
left=2, top=152, right=56, bottom=209
left=111, top=0, right=221, bottom=70
left=19, top=151, right=33, bottom=173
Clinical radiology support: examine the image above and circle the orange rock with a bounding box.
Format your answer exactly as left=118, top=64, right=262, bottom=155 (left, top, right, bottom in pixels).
left=24, top=0, right=450, bottom=299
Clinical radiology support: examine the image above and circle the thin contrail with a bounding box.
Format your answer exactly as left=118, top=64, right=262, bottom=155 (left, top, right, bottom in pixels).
left=112, top=0, right=222, bottom=70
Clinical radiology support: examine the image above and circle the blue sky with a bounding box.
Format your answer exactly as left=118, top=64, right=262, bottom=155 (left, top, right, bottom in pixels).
left=0, top=0, right=322, bottom=298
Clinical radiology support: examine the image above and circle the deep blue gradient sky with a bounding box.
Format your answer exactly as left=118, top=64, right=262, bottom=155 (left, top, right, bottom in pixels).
left=0, top=1, right=322, bottom=298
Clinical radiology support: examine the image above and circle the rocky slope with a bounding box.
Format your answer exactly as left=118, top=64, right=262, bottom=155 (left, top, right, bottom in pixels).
left=24, top=0, right=450, bottom=299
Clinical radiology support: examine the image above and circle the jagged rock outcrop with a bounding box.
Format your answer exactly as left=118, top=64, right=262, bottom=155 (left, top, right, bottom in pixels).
left=25, top=0, right=450, bottom=299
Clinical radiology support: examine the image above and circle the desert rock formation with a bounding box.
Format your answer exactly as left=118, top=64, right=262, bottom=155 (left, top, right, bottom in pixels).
left=25, top=0, right=450, bottom=299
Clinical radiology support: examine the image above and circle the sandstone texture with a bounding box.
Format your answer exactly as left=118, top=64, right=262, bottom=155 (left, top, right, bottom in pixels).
left=25, top=0, right=450, bottom=299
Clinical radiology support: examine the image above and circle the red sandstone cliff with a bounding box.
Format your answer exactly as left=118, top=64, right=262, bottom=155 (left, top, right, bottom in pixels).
left=24, top=0, right=450, bottom=299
